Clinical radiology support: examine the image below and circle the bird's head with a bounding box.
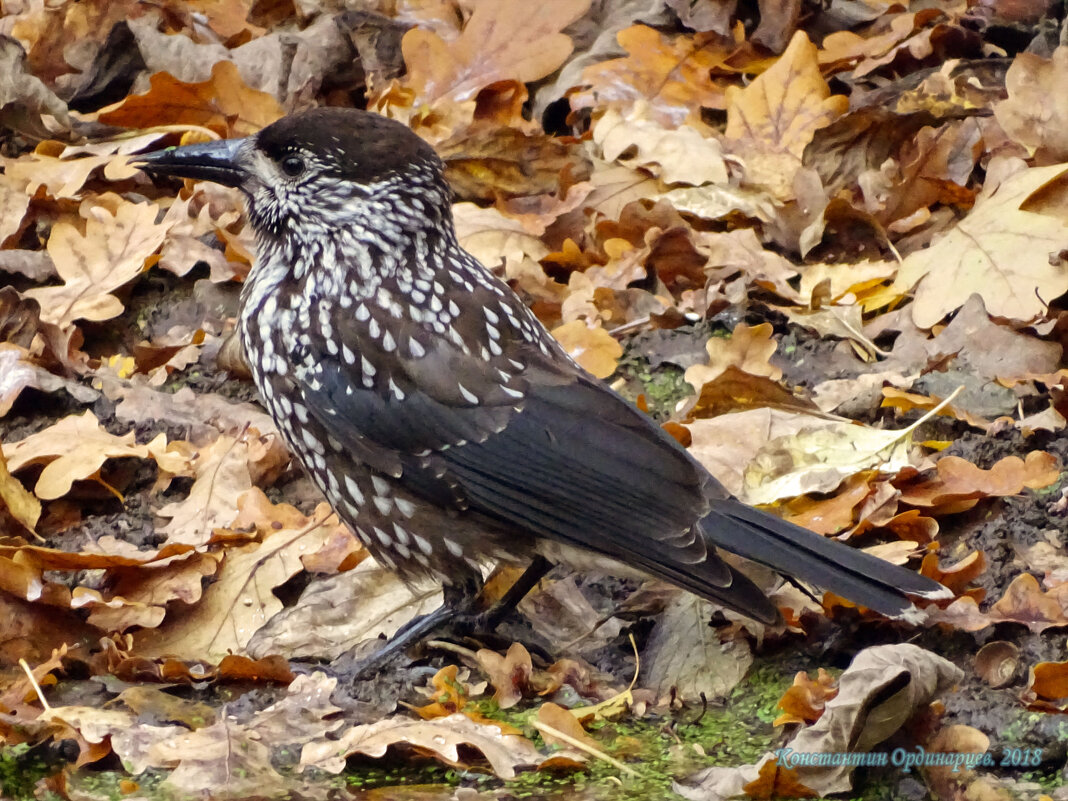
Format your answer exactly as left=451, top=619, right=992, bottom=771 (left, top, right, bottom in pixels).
left=138, top=108, right=451, bottom=243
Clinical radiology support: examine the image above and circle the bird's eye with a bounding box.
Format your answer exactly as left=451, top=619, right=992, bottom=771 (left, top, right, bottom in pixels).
left=281, top=155, right=305, bottom=177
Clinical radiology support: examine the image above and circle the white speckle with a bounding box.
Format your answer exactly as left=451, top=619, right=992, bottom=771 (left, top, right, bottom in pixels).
left=444, top=538, right=463, bottom=557
left=377, top=552, right=396, bottom=569
left=395, top=497, right=416, bottom=517
left=371, top=475, right=391, bottom=496
left=412, top=533, right=433, bottom=555
left=392, top=522, right=410, bottom=545
left=355, top=304, right=370, bottom=321
left=342, top=344, right=356, bottom=364
left=389, top=377, right=405, bottom=400
left=374, top=526, right=392, bottom=546
left=373, top=496, right=392, bottom=515
left=457, top=383, right=478, bottom=404
left=394, top=541, right=411, bottom=559
left=368, top=318, right=380, bottom=339
left=294, top=403, right=309, bottom=424
left=484, top=308, right=499, bottom=324
left=382, top=331, right=396, bottom=352
left=410, top=339, right=425, bottom=358
left=301, top=429, right=322, bottom=453
left=486, top=323, right=500, bottom=341
left=362, top=356, right=376, bottom=377
left=344, top=475, right=364, bottom=505
left=448, top=300, right=460, bottom=316
left=325, top=339, right=338, bottom=355
left=502, top=386, right=524, bottom=398
left=489, top=340, right=502, bottom=356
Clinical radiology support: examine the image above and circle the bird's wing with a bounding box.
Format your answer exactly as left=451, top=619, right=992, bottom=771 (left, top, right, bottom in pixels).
left=294, top=303, right=776, bottom=610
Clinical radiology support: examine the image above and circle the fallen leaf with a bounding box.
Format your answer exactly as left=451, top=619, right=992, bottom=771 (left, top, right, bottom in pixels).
left=593, top=106, right=728, bottom=186
left=301, top=713, right=555, bottom=778
left=891, top=161, right=1068, bottom=326
left=572, top=26, right=732, bottom=127
left=96, top=61, right=283, bottom=136
left=401, top=0, right=590, bottom=105
left=723, top=31, right=848, bottom=199
left=24, top=196, right=171, bottom=329
left=551, top=319, right=623, bottom=378
left=2, top=411, right=153, bottom=500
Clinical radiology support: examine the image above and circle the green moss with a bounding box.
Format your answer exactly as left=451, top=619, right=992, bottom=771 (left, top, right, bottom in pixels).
left=612, top=354, right=692, bottom=420
left=0, top=744, right=53, bottom=801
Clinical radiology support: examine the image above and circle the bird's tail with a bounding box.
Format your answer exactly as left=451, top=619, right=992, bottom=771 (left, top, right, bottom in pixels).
left=700, top=499, right=952, bottom=620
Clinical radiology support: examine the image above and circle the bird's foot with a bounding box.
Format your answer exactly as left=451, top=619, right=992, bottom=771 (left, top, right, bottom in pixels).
left=345, top=558, right=555, bottom=680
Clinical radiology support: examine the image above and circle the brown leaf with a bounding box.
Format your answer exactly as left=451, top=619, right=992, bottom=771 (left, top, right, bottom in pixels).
left=723, top=31, right=848, bottom=199
left=743, top=759, right=819, bottom=799
left=137, top=500, right=340, bottom=660
left=96, top=61, right=283, bottom=136
left=995, top=48, right=1068, bottom=162
left=550, top=319, right=622, bottom=378
left=301, top=712, right=551, bottom=778
left=24, top=196, right=171, bottom=329
left=401, top=0, right=590, bottom=105
left=920, top=550, right=985, bottom=596
left=891, top=162, right=1068, bottom=327
left=2, top=411, right=153, bottom=500
left=774, top=669, right=838, bottom=726
left=573, top=26, right=732, bottom=127
left=477, top=642, right=534, bottom=709
left=896, top=451, right=1059, bottom=510
left=684, top=323, right=783, bottom=391
left=989, top=573, right=1068, bottom=633
left=0, top=445, right=39, bottom=533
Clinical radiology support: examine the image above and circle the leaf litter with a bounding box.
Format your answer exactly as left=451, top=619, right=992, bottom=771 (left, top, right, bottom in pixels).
left=2, top=0, right=1068, bottom=799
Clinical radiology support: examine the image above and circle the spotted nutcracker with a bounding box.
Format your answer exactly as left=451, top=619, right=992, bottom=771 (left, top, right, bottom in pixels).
left=138, top=108, right=949, bottom=651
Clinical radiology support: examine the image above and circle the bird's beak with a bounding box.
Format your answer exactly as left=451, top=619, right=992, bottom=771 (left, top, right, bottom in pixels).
left=136, top=137, right=248, bottom=187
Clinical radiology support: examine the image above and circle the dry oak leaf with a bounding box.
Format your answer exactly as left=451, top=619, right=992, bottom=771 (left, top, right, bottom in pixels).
left=774, top=669, right=838, bottom=726
left=550, top=319, right=623, bottom=379
left=723, top=31, right=848, bottom=198
left=592, top=106, right=729, bottom=186
left=994, top=48, right=1068, bottom=162
left=685, top=322, right=784, bottom=391
left=477, top=642, right=536, bottom=710
left=572, top=25, right=732, bottom=127
left=23, top=195, right=171, bottom=329
left=154, top=434, right=258, bottom=547
left=96, top=61, right=283, bottom=137
left=895, top=451, right=1059, bottom=510
left=0, top=169, right=30, bottom=244
left=452, top=202, right=556, bottom=302
left=890, top=161, right=1068, bottom=327
left=989, top=573, right=1068, bottom=633
left=3, top=133, right=164, bottom=201
left=1, top=411, right=156, bottom=501
left=401, top=0, right=590, bottom=105
left=136, top=497, right=340, bottom=660
left=0, top=445, right=40, bottom=532
left=301, top=713, right=553, bottom=778
left=245, top=558, right=440, bottom=662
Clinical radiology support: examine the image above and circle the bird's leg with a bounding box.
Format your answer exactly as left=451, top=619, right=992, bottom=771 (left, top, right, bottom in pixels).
left=349, top=575, right=482, bottom=679
left=463, top=556, right=553, bottom=632
left=349, top=561, right=553, bottom=678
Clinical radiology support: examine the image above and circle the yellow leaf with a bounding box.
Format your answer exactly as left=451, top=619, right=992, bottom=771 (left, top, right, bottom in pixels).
left=550, top=320, right=623, bottom=378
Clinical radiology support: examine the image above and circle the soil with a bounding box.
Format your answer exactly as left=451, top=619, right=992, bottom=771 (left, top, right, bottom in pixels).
left=2, top=272, right=1067, bottom=799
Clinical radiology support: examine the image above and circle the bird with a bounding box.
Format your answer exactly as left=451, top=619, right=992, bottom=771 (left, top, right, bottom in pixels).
left=137, top=108, right=950, bottom=655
